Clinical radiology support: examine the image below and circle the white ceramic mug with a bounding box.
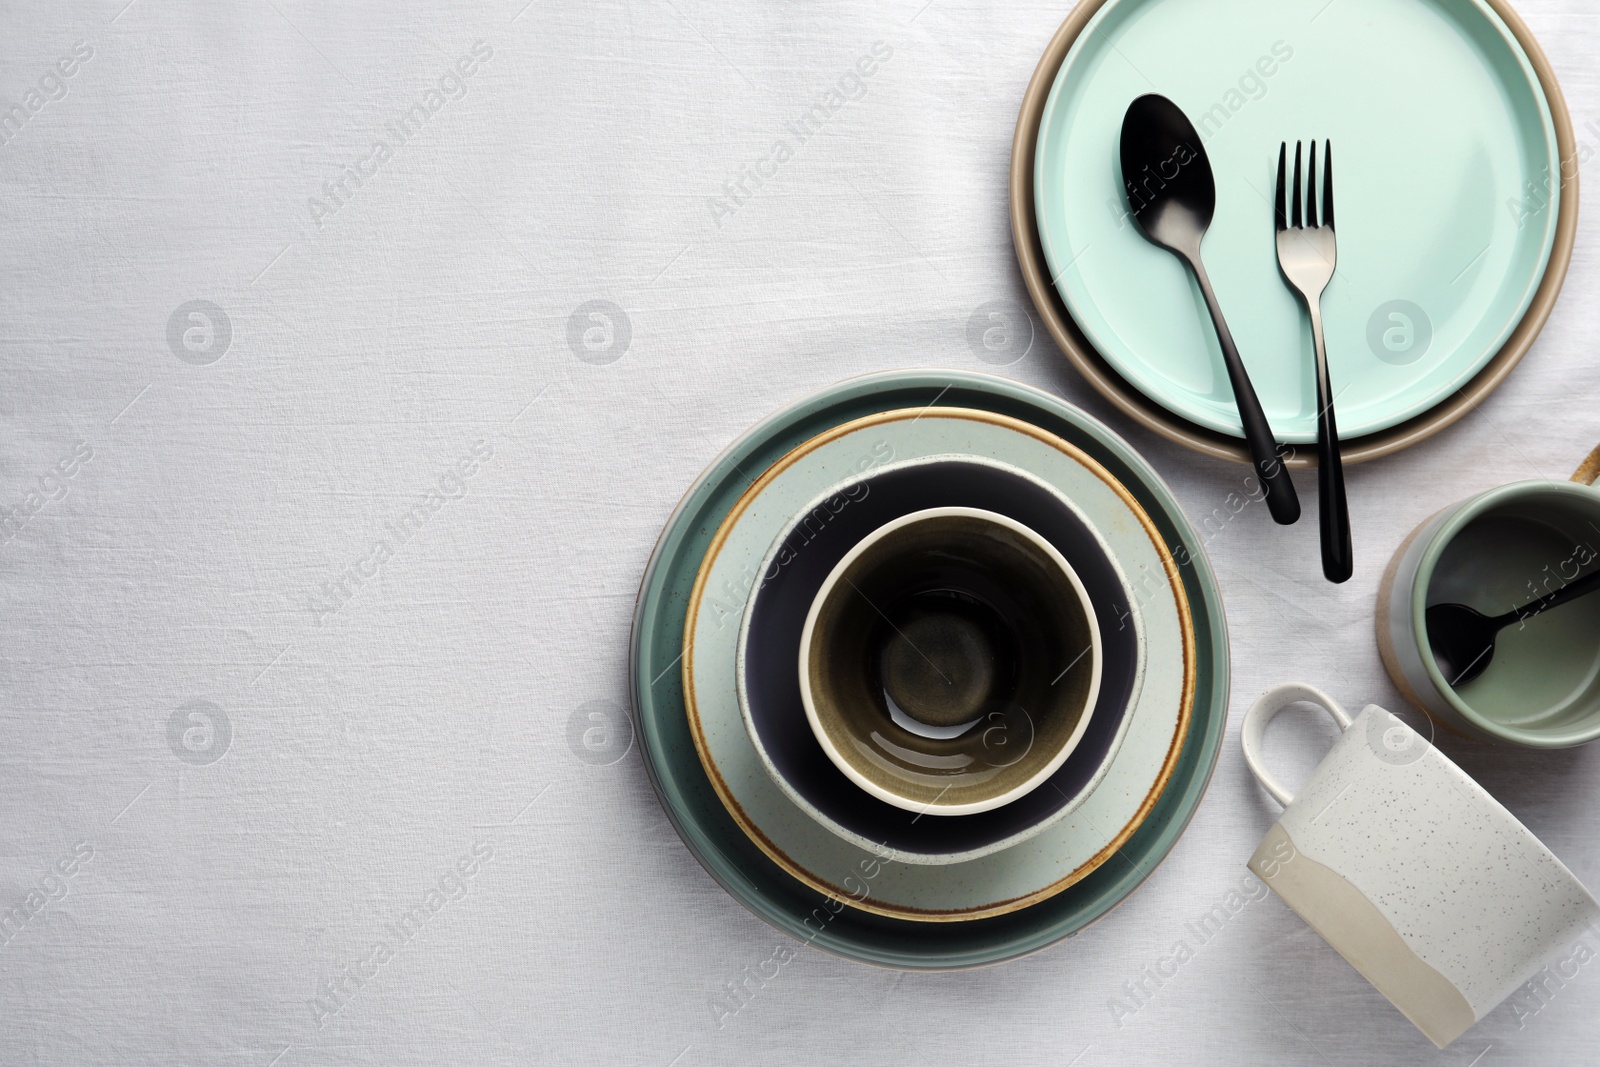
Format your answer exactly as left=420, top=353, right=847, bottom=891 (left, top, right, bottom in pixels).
left=1241, top=683, right=1600, bottom=1048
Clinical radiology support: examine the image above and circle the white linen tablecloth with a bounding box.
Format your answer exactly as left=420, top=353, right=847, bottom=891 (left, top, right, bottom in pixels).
left=2, top=1, right=1598, bottom=1063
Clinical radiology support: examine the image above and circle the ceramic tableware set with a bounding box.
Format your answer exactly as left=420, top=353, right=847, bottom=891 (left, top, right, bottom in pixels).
left=633, top=0, right=1594, bottom=1048
left=633, top=373, right=1230, bottom=969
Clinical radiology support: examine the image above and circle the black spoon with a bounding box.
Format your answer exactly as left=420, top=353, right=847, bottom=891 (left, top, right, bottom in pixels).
left=1426, top=569, right=1600, bottom=687
left=1119, top=94, right=1300, bottom=525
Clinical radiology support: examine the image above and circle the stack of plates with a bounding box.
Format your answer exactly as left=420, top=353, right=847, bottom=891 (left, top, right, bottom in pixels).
left=1011, top=0, right=1578, bottom=467
left=630, top=371, right=1229, bottom=969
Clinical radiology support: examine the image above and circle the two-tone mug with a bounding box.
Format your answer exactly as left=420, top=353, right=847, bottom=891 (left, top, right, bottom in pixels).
left=1242, top=683, right=1600, bottom=1048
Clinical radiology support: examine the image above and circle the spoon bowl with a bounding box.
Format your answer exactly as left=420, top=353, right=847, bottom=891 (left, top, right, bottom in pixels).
left=1426, top=566, right=1600, bottom=688
left=1119, top=94, right=1214, bottom=256
left=1424, top=602, right=1501, bottom=686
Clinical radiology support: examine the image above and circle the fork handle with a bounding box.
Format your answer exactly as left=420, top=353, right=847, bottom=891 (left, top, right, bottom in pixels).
left=1308, top=305, right=1352, bottom=582
left=1189, top=257, right=1300, bottom=526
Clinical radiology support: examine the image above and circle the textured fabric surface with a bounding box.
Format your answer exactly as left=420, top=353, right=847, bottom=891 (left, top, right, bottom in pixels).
left=2, top=1, right=1599, bottom=1063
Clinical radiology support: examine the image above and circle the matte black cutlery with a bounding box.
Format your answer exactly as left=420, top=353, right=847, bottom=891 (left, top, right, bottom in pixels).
left=1274, top=139, right=1352, bottom=583
left=1119, top=94, right=1300, bottom=526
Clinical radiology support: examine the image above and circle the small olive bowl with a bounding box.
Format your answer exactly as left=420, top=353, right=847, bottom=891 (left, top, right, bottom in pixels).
left=799, top=507, right=1102, bottom=815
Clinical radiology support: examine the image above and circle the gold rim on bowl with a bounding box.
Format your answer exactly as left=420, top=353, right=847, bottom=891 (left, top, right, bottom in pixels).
left=681, top=405, right=1196, bottom=922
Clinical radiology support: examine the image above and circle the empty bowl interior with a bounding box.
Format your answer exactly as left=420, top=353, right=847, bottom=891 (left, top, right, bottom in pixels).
left=1425, top=487, right=1600, bottom=738
left=803, top=508, right=1099, bottom=813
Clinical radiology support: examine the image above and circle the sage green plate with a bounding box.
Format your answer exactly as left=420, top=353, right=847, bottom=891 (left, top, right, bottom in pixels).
left=693, top=410, right=1184, bottom=914
left=1035, top=0, right=1561, bottom=443
left=629, top=371, right=1229, bottom=969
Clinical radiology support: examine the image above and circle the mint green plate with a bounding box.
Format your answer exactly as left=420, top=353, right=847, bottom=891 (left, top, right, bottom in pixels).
left=1035, top=0, right=1560, bottom=443
left=629, top=371, right=1228, bottom=969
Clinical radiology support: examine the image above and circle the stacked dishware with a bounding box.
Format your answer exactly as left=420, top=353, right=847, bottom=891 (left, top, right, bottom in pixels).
left=631, top=0, right=1595, bottom=1036
left=988, top=0, right=1591, bottom=1043
left=630, top=371, right=1229, bottom=969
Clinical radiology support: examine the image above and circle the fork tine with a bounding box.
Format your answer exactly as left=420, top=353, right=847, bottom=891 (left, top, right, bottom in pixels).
left=1306, top=140, right=1318, bottom=228
left=1275, top=142, right=1288, bottom=232
left=1323, top=140, right=1335, bottom=229
left=1291, top=141, right=1303, bottom=229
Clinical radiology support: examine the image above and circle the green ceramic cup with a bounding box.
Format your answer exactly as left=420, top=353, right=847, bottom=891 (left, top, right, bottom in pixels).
left=1378, top=445, right=1600, bottom=747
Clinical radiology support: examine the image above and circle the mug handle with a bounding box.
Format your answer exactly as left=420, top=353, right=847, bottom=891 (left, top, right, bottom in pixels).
left=1240, top=683, right=1353, bottom=808
left=1573, top=443, right=1600, bottom=487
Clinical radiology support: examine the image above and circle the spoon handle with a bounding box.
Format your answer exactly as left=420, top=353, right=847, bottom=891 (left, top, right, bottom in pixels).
left=1189, top=257, right=1300, bottom=525
left=1494, top=567, right=1600, bottom=628
left=1308, top=304, right=1352, bottom=582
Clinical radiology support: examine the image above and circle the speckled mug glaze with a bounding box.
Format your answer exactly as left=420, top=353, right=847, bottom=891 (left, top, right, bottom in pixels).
left=1242, top=683, right=1600, bottom=1049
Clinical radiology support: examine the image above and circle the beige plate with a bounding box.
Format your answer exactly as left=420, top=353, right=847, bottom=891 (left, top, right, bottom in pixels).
left=1009, top=0, right=1579, bottom=469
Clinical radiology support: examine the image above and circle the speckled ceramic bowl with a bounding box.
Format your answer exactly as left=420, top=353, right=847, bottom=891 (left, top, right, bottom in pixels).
left=687, top=401, right=1197, bottom=920
left=632, top=370, right=1227, bottom=957
left=738, top=457, right=1139, bottom=865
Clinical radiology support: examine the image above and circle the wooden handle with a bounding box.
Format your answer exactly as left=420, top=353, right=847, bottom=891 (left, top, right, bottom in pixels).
left=1572, top=443, right=1600, bottom=487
